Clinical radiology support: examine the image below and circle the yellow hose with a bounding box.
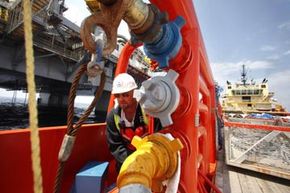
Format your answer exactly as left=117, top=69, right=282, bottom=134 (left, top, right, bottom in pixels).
left=23, top=0, right=43, bottom=193
left=117, top=134, right=183, bottom=192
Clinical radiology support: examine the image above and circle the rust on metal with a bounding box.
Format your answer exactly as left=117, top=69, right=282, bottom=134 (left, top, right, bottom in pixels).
left=81, top=0, right=166, bottom=55
left=80, top=0, right=131, bottom=55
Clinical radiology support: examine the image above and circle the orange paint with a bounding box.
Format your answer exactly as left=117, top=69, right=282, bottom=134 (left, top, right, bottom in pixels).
left=0, top=124, right=116, bottom=193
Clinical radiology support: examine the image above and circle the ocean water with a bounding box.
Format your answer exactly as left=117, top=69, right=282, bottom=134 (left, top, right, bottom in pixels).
left=0, top=96, right=107, bottom=130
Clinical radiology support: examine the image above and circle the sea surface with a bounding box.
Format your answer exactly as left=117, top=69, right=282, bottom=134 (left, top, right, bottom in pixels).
left=0, top=96, right=106, bottom=130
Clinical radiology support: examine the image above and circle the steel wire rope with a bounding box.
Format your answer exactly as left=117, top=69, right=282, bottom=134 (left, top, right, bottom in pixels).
left=23, top=0, right=43, bottom=193
left=53, top=64, right=106, bottom=193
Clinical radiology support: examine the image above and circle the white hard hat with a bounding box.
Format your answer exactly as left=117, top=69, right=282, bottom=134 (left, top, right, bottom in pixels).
left=112, top=73, right=137, bottom=94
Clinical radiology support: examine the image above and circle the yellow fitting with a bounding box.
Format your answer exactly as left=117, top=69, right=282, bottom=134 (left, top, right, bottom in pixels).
left=117, top=134, right=183, bottom=192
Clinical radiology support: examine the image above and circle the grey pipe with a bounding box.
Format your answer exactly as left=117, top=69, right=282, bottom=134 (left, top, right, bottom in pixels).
left=119, top=184, right=151, bottom=193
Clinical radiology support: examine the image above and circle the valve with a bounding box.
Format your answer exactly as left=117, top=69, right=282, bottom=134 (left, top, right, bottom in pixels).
left=144, top=16, right=185, bottom=69
left=134, top=69, right=180, bottom=127
left=117, top=134, right=183, bottom=192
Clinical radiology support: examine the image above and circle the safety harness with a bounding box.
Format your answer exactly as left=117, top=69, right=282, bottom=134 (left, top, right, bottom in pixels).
left=113, top=107, right=148, bottom=150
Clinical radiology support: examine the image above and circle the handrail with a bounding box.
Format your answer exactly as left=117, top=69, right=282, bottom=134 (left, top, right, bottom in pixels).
left=225, top=121, right=290, bottom=132
left=224, top=120, right=290, bottom=180
left=142, top=1, right=218, bottom=192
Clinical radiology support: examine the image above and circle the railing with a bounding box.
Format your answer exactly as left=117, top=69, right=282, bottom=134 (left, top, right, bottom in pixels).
left=106, top=0, right=219, bottom=191
left=33, top=33, right=84, bottom=62
left=6, top=0, right=50, bottom=33
left=197, top=48, right=218, bottom=193
left=5, top=0, right=84, bottom=62
left=224, top=120, right=290, bottom=180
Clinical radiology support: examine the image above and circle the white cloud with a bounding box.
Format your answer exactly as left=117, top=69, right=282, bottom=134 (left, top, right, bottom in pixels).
left=64, top=1, right=130, bottom=38
left=285, top=40, right=290, bottom=45
left=211, top=60, right=273, bottom=79
left=278, top=21, right=290, bottom=30
left=265, top=50, right=290, bottom=60
left=64, top=1, right=90, bottom=26
left=266, top=54, right=280, bottom=60
left=283, top=50, right=290, bottom=55
left=268, top=70, right=290, bottom=111
left=242, top=60, right=274, bottom=69
left=260, top=45, right=276, bottom=51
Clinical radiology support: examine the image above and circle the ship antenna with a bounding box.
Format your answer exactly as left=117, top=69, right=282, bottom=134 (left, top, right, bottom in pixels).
left=241, top=64, right=247, bottom=85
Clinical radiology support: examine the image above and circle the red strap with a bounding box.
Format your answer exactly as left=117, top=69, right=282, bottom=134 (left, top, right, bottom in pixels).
left=121, top=126, right=148, bottom=141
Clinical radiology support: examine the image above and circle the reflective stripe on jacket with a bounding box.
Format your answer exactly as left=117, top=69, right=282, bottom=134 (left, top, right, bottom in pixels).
left=113, top=106, right=148, bottom=144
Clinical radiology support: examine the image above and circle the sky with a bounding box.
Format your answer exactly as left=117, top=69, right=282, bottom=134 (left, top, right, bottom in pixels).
left=63, top=0, right=290, bottom=111
left=192, top=0, right=290, bottom=111
left=1, top=0, right=289, bottom=111
left=63, top=0, right=130, bottom=38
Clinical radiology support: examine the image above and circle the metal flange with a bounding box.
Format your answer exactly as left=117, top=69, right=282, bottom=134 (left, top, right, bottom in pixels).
left=134, top=69, right=180, bottom=126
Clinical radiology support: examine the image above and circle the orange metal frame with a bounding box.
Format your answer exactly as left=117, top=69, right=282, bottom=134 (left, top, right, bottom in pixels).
left=0, top=124, right=117, bottom=193
left=107, top=1, right=218, bottom=192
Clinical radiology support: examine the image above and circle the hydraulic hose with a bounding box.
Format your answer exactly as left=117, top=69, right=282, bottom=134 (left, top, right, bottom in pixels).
left=117, top=134, right=183, bottom=192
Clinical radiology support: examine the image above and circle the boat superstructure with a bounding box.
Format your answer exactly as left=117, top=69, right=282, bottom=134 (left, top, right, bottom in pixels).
left=222, top=65, right=287, bottom=115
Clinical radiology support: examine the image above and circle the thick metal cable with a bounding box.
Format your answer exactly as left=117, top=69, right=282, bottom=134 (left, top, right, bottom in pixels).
left=23, top=0, right=43, bottom=193
left=53, top=64, right=106, bottom=193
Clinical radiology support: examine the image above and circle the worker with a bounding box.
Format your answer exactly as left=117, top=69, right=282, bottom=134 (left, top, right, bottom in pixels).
left=106, top=73, right=161, bottom=171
